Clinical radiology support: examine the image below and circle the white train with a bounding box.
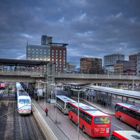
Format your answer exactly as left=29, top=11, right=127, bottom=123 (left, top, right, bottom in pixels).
left=16, top=82, right=32, bottom=115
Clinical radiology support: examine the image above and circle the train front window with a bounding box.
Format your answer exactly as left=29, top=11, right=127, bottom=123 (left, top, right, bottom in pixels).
left=19, top=99, right=30, bottom=104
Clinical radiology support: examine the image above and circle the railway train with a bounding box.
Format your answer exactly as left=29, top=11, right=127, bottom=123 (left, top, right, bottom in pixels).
left=16, top=82, right=32, bottom=115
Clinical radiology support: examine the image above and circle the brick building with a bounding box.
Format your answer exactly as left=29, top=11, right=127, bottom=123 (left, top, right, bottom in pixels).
left=26, top=35, right=67, bottom=73
left=80, top=57, right=102, bottom=74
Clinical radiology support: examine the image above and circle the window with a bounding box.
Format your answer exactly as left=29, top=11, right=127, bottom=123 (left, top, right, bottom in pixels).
left=115, top=105, right=123, bottom=112
left=19, top=99, right=30, bottom=104
left=115, top=105, right=140, bottom=120
left=80, top=110, right=92, bottom=124
left=94, top=117, right=110, bottom=124
left=68, top=104, right=78, bottom=114
left=85, top=113, right=92, bottom=124
left=57, top=98, right=65, bottom=109
left=80, top=110, right=84, bottom=118
left=127, top=109, right=140, bottom=120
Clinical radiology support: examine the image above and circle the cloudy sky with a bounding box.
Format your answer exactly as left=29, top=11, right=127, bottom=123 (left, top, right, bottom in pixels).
left=0, top=0, right=140, bottom=66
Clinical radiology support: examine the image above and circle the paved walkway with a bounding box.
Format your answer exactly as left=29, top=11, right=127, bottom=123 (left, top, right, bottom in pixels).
left=33, top=98, right=115, bottom=140
left=36, top=100, right=100, bottom=140
left=33, top=100, right=69, bottom=140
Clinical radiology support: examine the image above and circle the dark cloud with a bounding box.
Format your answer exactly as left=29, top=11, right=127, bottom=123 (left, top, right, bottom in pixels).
left=0, top=0, right=140, bottom=65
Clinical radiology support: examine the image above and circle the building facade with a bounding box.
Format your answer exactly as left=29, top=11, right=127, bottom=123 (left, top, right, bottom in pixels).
left=50, top=44, right=67, bottom=72
left=65, top=63, right=76, bottom=73
left=129, top=52, right=140, bottom=75
left=114, top=60, right=131, bottom=75
left=26, top=35, right=67, bottom=73
left=104, top=54, right=125, bottom=73
left=137, top=54, right=140, bottom=76
left=26, top=45, right=50, bottom=61
left=80, top=57, right=102, bottom=74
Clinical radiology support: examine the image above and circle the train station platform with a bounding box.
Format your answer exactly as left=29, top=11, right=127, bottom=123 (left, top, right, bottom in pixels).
left=32, top=100, right=69, bottom=140
left=32, top=98, right=115, bottom=140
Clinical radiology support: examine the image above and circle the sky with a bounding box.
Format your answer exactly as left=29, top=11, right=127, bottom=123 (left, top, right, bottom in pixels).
left=0, top=0, right=140, bottom=66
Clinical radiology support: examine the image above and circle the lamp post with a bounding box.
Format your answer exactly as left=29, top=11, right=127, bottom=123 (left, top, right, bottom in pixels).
left=71, top=88, right=82, bottom=140
left=55, top=101, right=58, bottom=123
left=37, top=80, right=48, bottom=105
left=77, top=89, right=80, bottom=140
left=50, top=83, right=57, bottom=123
left=132, top=78, right=135, bottom=91
left=53, top=83, right=58, bottom=124
left=50, top=83, right=55, bottom=100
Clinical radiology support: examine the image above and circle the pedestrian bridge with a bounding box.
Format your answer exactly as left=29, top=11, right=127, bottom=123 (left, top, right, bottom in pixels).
left=0, top=71, right=140, bottom=85
left=0, top=71, right=44, bottom=82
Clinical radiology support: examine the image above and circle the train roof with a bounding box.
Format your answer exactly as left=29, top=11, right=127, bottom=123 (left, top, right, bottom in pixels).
left=89, top=85, right=140, bottom=100
left=56, top=95, right=76, bottom=103
left=113, top=130, right=140, bottom=140
left=70, top=102, right=109, bottom=117
left=116, top=103, right=140, bottom=113
left=18, top=95, right=31, bottom=100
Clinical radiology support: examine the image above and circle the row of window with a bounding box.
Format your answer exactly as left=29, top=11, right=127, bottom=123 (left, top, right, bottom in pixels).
left=68, top=104, right=92, bottom=125
left=115, top=105, right=140, bottom=120
left=27, top=57, right=49, bottom=60
left=56, top=98, right=65, bottom=109
left=52, top=50, right=66, bottom=53
left=28, top=55, right=49, bottom=58
left=28, top=51, right=49, bottom=54
left=51, top=52, right=66, bottom=56
left=51, top=56, right=66, bottom=60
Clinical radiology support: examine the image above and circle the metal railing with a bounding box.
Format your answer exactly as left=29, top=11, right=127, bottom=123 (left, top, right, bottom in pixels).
left=0, top=71, right=44, bottom=77
left=0, top=71, right=140, bottom=80
left=55, top=73, right=140, bottom=80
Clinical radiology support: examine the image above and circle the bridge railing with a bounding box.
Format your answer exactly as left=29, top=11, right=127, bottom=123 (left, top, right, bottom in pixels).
left=0, top=71, right=44, bottom=77
left=55, top=73, right=140, bottom=80
left=0, top=71, right=140, bottom=80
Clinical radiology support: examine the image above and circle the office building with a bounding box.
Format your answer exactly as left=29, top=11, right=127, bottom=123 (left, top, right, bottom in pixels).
left=104, top=54, right=125, bottom=73
left=129, top=52, right=140, bottom=75
left=80, top=57, right=102, bottom=74
left=65, top=63, right=76, bottom=73
left=137, top=54, right=140, bottom=76
left=26, top=35, right=67, bottom=72
left=50, top=43, right=67, bottom=72
left=114, top=60, right=131, bottom=75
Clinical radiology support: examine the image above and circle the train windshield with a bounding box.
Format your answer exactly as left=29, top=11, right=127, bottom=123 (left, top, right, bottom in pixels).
left=94, top=117, right=111, bottom=124
left=19, top=99, right=30, bottom=104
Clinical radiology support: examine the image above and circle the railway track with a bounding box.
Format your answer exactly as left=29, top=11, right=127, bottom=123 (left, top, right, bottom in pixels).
left=0, top=100, right=45, bottom=140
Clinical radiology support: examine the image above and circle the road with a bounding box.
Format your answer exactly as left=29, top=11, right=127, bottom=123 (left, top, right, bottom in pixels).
left=0, top=100, right=45, bottom=140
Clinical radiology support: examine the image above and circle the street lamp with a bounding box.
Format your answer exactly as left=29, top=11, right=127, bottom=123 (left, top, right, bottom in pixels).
left=71, top=87, right=82, bottom=140
left=77, top=89, right=80, bottom=140
left=50, top=83, right=55, bottom=99
left=49, top=83, right=58, bottom=123
left=132, top=78, right=135, bottom=91
left=37, top=80, right=48, bottom=105
left=53, top=84, right=58, bottom=124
